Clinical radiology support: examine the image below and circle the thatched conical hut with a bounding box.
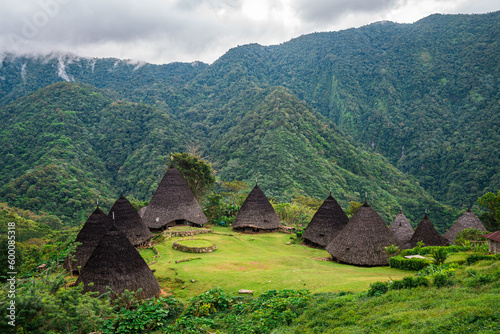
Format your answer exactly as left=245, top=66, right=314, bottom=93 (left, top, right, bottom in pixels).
left=109, top=195, right=153, bottom=246
left=408, top=213, right=448, bottom=248
left=76, top=225, right=161, bottom=300
left=444, top=207, right=487, bottom=244
left=142, top=165, right=207, bottom=230
left=63, top=206, right=112, bottom=274
left=302, top=193, right=349, bottom=248
left=389, top=209, right=414, bottom=248
left=325, top=201, right=399, bottom=266
left=232, top=184, right=282, bottom=233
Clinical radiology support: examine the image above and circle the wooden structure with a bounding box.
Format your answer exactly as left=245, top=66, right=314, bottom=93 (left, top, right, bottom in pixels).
left=303, top=193, right=348, bottom=248
left=142, top=165, right=207, bottom=230
left=76, top=225, right=161, bottom=300
left=232, top=184, right=282, bottom=233
left=326, top=201, right=399, bottom=266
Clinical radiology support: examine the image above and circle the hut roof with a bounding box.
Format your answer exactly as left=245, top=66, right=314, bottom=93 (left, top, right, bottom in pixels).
left=325, top=201, right=399, bottom=266
left=232, top=184, right=282, bottom=230
left=483, top=231, right=500, bottom=242
left=389, top=209, right=414, bottom=246
left=63, top=207, right=112, bottom=273
left=142, top=165, right=207, bottom=229
left=444, top=208, right=487, bottom=244
left=108, top=195, right=153, bottom=246
left=75, top=225, right=161, bottom=300
left=303, top=194, right=349, bottom=247
left=408, top=213, right=449, bottom=248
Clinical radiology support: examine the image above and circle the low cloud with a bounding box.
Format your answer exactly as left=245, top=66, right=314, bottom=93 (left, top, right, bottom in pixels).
left=0, top=0, right=498, bottom=64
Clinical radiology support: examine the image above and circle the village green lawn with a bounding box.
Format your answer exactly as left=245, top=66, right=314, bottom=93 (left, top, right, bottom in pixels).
left=140, top=226, right=410, bottom=300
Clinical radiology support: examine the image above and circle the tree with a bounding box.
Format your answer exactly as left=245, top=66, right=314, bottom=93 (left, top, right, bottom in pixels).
left=384, top=244, right=401, bottom=258
left=455, top=228, right=488, bottom=248
left=430, top=248, right=448, bottom=266
left=345, top=201, right=362, bottom=218
left=221, top=180, right=249, bottom=206
left=477, top=191, right=500, bottom=231
left=171, top=152, right=216, bottom=202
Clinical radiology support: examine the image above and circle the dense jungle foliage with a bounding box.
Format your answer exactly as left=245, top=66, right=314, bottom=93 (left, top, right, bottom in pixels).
left=0, top=12, right=499, bottom=230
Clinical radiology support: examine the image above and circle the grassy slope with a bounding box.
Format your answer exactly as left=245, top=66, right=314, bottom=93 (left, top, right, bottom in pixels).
left=277, top=284, right=500, bottom=334
left=143, top=226, right=409, bottom=301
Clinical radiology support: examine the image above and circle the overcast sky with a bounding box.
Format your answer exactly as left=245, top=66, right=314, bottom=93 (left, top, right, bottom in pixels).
left=0, top=0, right=498, bottom=64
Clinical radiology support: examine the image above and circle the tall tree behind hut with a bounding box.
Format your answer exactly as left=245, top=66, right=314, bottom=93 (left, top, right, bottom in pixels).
left=477, top=191, right=500, bottom=231
left=171, top=152, right=216, bottom=202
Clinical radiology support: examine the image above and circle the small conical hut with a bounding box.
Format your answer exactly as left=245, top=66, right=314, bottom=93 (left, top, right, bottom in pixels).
left=109, top=195, right=153, bottom=246
left=76, top=225, right=161, bottom=300
left=142, top=165, right=207, bottom=230
left=408, top=213, right=448, bottom=248
left=326, top=201, right=399, bottom=266
left=444, top=207, right=487, bottom=244
left=232, top=184, right=282, bottom=233
left=389, top=209, right=414, bottom=248
left=303, top=193, right=349, bottom=248
left=63, top=206, right=112, bottom=274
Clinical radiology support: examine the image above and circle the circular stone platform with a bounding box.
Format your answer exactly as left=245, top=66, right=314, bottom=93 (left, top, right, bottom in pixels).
left=172, top=239, right=217, bottom=253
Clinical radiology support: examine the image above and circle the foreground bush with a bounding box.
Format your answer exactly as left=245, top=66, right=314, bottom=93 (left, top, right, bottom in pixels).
left=0, top=270, right=112, bottom=334
left=165, top=288, right=311, bottom=334
left=465, top=253, right=500, bottom=265
left=389, top=255, right=431, bottom=271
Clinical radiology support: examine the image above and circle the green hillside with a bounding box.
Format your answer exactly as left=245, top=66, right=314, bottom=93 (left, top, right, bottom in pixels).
left=0, top=12, right=499, bottom=228
left=197, top=12, right=500, bottom=208
left=0, top=83, right=192, bottom=223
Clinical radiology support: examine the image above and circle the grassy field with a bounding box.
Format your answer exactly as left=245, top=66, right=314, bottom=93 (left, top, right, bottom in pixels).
left=141, top=226, right=411, bottom=300
left=175, top=239, right=214, bottom=247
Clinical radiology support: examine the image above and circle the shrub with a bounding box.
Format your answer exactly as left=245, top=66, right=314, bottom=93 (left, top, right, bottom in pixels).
left=430, top=248, right=449, bottom=266
left=417, top=263, right=459, bottom=278
left=384, top=244, right=401, bottom=257
left=389, top=255, right=431, bottom=271
left=389, top=276, right=430, bottom=290
left=103, top=297, right=183, bottom=333
left=465, top=268, right=500, bottom=288
left=368, top=282, right=388, bottom=297
left=455, top=228, right=488, bottom=247
left=433, top=273, right=454, bottom=288
left=465, top=254, right=500, bottom=265
left=183, top=287, right=233, bottom=317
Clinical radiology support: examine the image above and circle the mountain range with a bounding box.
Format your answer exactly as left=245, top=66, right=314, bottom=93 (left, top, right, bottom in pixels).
left=1, top=11, right=499, bottom=232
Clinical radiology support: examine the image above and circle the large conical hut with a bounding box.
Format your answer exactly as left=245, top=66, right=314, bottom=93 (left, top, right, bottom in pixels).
left=109, top=195, right=153, bottom=247
left=232, top=184, right=282, bottom=233
left=63, top=206, right=113, bottom=274
left=326, top=201, right=399, bottom=266
left=444, top=207, right=487, bottom=244
left=75, top=225, right=161, bottom=300
left=408, top=213, right=449, bottom=248
left=389, top=209, right=414, bottom=248
left=142, top=165, right=207, bottom=230
left=302, top=193, right=349, bottom=248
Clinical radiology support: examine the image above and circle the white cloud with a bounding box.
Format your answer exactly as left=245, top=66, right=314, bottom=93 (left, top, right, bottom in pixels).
left=0, top=0, right=498, bottom=64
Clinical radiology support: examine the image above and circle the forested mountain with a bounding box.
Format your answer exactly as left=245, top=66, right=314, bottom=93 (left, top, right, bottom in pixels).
left=0, top=83, right=192, bottom=223
left=0, top=12, right=498, bottom=230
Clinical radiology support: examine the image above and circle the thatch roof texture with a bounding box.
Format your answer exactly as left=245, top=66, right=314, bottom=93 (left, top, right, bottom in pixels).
left=142, top=165, right=207, bottom=229
left=76, top=225, right=161, bottom=300
left=408, top=213, right=449, bottom=248
left=109, top=195, right=153, bottom=246
left=232, top=184, right=282, bottom=232
left=303, top=194, right=349, bottom=248
left=325, top=202, right=399, bottom=266
left=63, top=207, right=112, bottom=274
left=389, top=210, right=414, bottom=248
left=444, top=208, right=487, bottom=244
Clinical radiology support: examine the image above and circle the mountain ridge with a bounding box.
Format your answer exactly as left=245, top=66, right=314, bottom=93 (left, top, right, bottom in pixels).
left=1, top=11, right=498, bottom=228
